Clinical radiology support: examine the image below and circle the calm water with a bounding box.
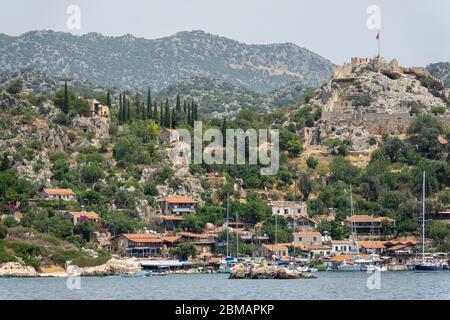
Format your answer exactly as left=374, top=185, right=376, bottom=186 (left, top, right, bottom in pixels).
left=0, top=272, right=449, bottom=300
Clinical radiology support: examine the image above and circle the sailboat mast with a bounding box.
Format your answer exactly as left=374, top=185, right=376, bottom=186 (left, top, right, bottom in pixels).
left=236, top=211, right=239, bottom=258
left=422, top=171, right=426, bottom=263
left=226, top=194, right=230, bottom=258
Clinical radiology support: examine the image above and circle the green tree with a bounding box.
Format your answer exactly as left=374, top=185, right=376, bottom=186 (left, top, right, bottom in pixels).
left=81, top=164, right=104, bottom=184
left=146, top=88, right=152, bottom=119
left=106, top=92, right=112, bottom=108
left=171, top=243, right=197, bottom=260
left=306, top=156, right=318, bottom=169
left=63, top=81, right=69, bottom=114
left=164, top=98, right=171, bottom=127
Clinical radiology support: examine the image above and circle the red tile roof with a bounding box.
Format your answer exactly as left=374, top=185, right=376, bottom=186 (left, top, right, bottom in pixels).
left=161, top=215, right=185, bottom=221
left=122, top=233, right=163, bottom=243
left=158, top=195, right=198, bottom=204
left=69, top=211, right=99, bottom=219
left=356, top=241, right=385, bottom=249
left=44, top=188, right=75, bottom=196
left=331, top=254, right=370, bottom=262
left=177, top=232, right=217, bottom=239
left=346, top=215, right=394, bottom=223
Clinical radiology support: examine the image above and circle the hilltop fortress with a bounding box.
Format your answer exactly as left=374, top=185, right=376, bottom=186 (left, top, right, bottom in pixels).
left=301, top=56, right=450, bottom=150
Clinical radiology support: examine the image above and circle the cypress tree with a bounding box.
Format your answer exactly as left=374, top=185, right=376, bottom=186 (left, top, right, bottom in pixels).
left=176, top=94, right=181, bottom=113
left=171, top=108, right=177, bottom=129
left=160, top=101, right=164, bottom=127
left=193, top=103, right=198, bottom=121
left=183, top=100, right=187, bottom=114
left=164, top=98, right=171, bottom=127
left=123, top=94, right=127, bottom=123
left=221, top=117, right=227, bottom=147
left=127, top=100, right=131, bottom=123
left=63, top=81, right=69, bottom=114
left=153, top=101, right=157, bottom=120
left=142, top=102, right=146, bottom=120
left=187, top=103, right=191, bottom=126
left=146, top=88, right=152, bottom=120
left=106, top=91, right=111, bottom=108
left=118, top=93, right=123, bottom=124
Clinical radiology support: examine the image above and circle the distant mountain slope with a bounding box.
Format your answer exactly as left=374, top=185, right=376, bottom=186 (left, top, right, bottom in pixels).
left=427, top=62, right=450, bottom=87
left=0, top=68, right=309, bottom=117
left=0, top=30, right=333, bottom=93
left=0, top=68, right=109, bottom=98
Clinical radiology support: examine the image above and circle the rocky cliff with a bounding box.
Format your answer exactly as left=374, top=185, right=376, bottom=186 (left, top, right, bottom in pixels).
left=299, top=57, right=450, bottom=151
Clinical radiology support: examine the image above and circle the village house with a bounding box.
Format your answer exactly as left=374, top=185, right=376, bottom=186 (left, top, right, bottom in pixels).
left=307, top=244, right=332, bottom=258
left=429, top=207, right=450, bottom=228
left=88, top=99, right=110, bottom=117
left=160, top=215, right=185, bottom=230
left=356, top=240, right=386, bottom=255
left=112, top=233, right=165, bottom=258
left=329, top=240, right=357, bottom=255
left=383, top=237, right=418, bottom=267
left=42, top=188, right=76, bottom=201
left=293, top=231, right=323, bottom=247
left=158, top=195, right=198, bottom=215
left=159, top=128, right=181, bottom=144
left=344, top=215, right=395, bottom=238
left=176, top=232, right=217, bottom=257
left=65, top=211, right=100, bottom=225
left=269, top=201, right=307, bottom=217
left=254, top=243, right=289, bottom=259
left=286, top=215, right=317, bottom=231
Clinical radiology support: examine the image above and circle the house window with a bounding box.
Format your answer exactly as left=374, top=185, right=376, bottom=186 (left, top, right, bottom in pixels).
left=179, top=152, right=184, bottom=157
left=313, top=237, right=317, bottom=241
left=284, top=208, right=289, bottom=214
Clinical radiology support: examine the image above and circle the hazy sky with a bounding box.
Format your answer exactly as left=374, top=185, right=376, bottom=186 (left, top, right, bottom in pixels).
left=0, top=0, right=448, bottom=66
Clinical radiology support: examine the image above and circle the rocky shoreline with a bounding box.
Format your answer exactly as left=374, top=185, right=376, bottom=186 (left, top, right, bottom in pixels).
left=229, top=263, right=317, bottom=280
left=0, top=258, right=139, bottom=278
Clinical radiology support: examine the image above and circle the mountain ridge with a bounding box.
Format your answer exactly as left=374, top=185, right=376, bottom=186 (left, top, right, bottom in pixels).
left=0, top=29, right=334, bottom=93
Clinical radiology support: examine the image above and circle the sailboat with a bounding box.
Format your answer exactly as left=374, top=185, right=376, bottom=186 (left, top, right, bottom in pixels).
left=413, top=172, right=447, bottom=271
left=218, top=195, right=236, bottom=273
left=337, top=184, right=363, bottom=271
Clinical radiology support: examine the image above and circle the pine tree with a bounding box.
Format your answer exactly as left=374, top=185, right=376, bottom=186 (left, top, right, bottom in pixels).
left=171, top=108, right=177, bottom=129
left=106, top=91, right=112, bottom=108
left=146, top=88, right=152, bottom=120
left=164, top=98, right=171, bottom=127
left=63, top=81, right=69, bottom=114
left=160, top=101, right=164, bottom=127
left=176, top=94, right=181, bottom=113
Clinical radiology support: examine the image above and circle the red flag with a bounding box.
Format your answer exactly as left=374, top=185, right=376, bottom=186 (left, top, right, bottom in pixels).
left=376, top=32, right=380, bottom=40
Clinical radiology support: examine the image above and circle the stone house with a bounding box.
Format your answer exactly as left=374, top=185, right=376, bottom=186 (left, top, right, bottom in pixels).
left=158, top=195, right=198, bottom=215
left=42, top=188, right=76, bottom=201
left=88, top=99, right=110, bottom=117
left=293, top=231, right=322, bottom=247
left=112, top=233, right=165, bottom=258
left=254, top=243, right=289, bottom=259
left=65, top=211, right=100, bottom=225
left=269, top=201, right=307, bottom=217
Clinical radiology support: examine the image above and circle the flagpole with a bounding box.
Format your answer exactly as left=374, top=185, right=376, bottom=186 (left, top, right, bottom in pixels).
left=377, top=32, right=380, bottom=58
